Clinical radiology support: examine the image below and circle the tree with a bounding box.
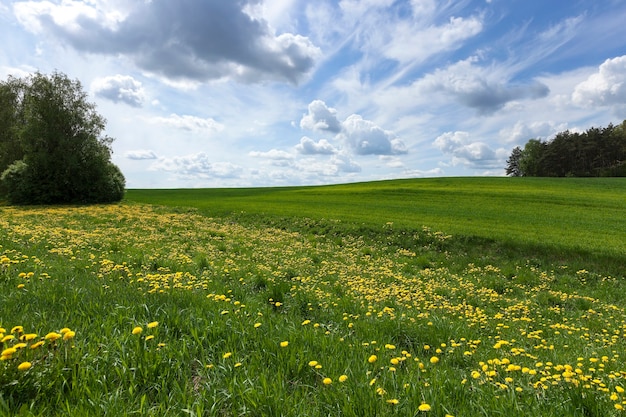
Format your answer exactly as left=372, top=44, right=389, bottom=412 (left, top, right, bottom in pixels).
left=0, top=71, right=125, bottom=204
left=518, top=139, right=547, bottom=177
left=505, top=120, right=626, bottom=177
left=505, top=146, right=523, bottom=176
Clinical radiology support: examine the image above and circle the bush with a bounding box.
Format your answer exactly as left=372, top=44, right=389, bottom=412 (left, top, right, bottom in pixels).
left=0, top=71, right=125, bottom=204
left=0, top=160, right=32, bottom=205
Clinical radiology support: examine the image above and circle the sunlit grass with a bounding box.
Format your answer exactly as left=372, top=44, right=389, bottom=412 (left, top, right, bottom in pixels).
left=1, top=179, right=626, bottom=416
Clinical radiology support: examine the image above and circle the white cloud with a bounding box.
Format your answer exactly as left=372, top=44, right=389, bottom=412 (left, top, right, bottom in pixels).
left=300, top=100, right=342, bottom=133
left=295, top=137, right=336, bottom=155
left=384, top=16, right=483, bottom=63
left=249, top=149, right=294, bottom=160
left=412, top=58, right=550, bottom=114
left=434, top=131, right=504, bottom=169
left=150, top=153, right=242, bottom=179
left=125, top=150, right=157, bottom=160
left=13, top=0, right=321, bottom=84
left=339, top=114, right=407, bottom=155
left=299, top=154, right=361, bottom=176
left=572, top=55, right=626, bottom=112
left=91, top=74, right=145, bottom=107
left=498, top=121, right=568, bottom=144
left=151, top=114, right=224, bottom=134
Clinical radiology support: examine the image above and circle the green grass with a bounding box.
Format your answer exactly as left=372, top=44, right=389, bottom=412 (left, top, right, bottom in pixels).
left=127, top=177, right=626, bottom=276
left=1, top=177, right=626, bottom=416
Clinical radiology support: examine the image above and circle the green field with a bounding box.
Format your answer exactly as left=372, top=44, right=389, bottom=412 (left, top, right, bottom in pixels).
left=1, top=177, right=626, bottom=416
left=127, top=177, right=626, bottom=270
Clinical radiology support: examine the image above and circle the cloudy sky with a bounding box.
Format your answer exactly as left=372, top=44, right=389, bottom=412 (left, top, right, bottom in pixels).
left=1, top=0, right=626, bottom=188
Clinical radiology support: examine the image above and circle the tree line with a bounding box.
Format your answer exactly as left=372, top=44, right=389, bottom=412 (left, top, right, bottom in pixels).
left=0, top=71, right=125, bottom=204
left=505, top=120, right=626, bottom=177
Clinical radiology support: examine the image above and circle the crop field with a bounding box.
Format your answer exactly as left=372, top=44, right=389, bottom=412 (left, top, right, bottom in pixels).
left=1, top=178, right=626, bottom=416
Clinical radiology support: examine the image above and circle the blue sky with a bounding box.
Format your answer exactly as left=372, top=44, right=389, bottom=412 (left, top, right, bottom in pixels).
left=1, top=0, right=625, bottom=188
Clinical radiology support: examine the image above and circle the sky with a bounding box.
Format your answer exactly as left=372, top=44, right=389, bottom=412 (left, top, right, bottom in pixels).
left=1, top=0, right=626, bottom=188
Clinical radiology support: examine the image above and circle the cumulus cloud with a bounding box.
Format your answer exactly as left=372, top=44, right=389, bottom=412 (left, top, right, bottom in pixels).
left=499, top=121, right=568, bottom=144
left=152, top=114, right=224, bottom=134
left=299, top=100, right=407, bottom=156
left=339, top=115, right=407, bottom=155
left=125, top=150, right=158, bottom=160
left=434, top=131, right=504, bottom=169
left=91, top=74, right=145, bottom=107
left=413, top=58, right=549, bottom=114
left=248, top=149, right=294, bottom=167
left=572, top=55, right=626, bottom=110
left=150, top=153, right=242, bottom=179
left=295, top=137, right=336, bottom=155
left=13, top=0, right=321, bottom=84
left=299, top=154, right=361, bottom=176
left=299, top=100, right=342, bottom=133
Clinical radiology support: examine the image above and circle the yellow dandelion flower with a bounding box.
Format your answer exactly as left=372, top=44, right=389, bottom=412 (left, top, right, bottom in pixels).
left=13, top=343, right=27, bottom=349
left=234, top=362, right=242, bottom=367
left=132, top=327, right=143, bottom=335
left=17, top=284, right=25, bottom=289
left=147, top=321, right=159, bottom=329
left=17, top=361, right=32, bottom=371
left=302, top=320, right=311, bottom=325
left=45, top=332, right=62, bottom=341
left=20, top=333, right=37, bottom=341
left=430, top=356, right=439, bottom=364
left=11, top=326, right=23, bottom=334
left=385, top=344, right=396, bottom=349
left=376, top=387, right=386, bottom=396
left=280, top=341, right=289, bottom=348
left=254, top=323, right=262, bottom=328
left=2, top=348, right=17, bottom=357
left=386, top=399, right=399, bottom=405
left=369, top=378, right=377, bottom=386
left=223, top=352, right=232, bottom=359
left=615, top=404, right=624, bottom=411
left=308, top=360, right=319, bottom=367
left=339, top=374, right=348, bottom=382
left=60, top=328, right=71, bottom=334
left=616, top=386, right=625, bottom=393
left=418, top=403, right=431, bottom=412
left=322, top=377, right=332, bottom=385
left=390, top=358, right=400, bottom=365
left=30, top=341, right=44, bottom=349
left=1, top=335, right=15, bottom=343
left=368, top=355, right=378, bottom=363
left=63, top=331, right=76, bottom=341
left=145, top=335, right=155, bottom=341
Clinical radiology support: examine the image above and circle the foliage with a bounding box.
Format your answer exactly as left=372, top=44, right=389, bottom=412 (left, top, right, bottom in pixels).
left=1, top=196, right=626, bottom=416
left=0, top=71, right=125, bottom=204
left=505, top=146, right=523, bottom=176
left=506, top=120, right=626, bottom=177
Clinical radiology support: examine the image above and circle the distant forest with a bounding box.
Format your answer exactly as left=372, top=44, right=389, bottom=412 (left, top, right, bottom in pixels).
left=505, top=120, right=626, bottom=177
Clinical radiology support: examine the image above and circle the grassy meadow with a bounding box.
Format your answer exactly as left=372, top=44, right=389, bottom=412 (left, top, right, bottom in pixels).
left=1, top=177, right=626, bottom=416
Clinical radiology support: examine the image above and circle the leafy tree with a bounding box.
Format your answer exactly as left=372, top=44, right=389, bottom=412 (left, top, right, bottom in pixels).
left=505, top=146, right=523, bottom=176
left=518, top=139, right=547, bottom=177
left=0, top=71, right=125, bottom=204
left=506, top=120, right=626, bottom=177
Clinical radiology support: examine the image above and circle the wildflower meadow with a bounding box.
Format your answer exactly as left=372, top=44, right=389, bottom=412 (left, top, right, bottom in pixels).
left=1, top=178, right=626, bottom=416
